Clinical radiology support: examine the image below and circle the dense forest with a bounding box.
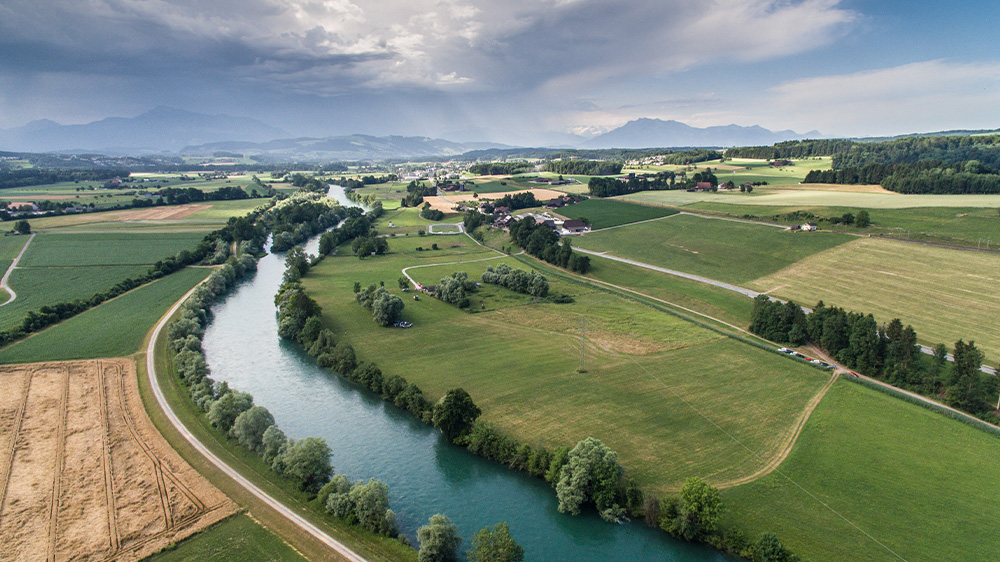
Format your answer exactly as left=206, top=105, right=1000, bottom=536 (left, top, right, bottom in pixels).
left=457, top=147, right=720, bottom=163
left=0, top=168, right=130, bottom=190
left=542, top=160, right=623, bottom=176
left=724, top=139, right=856, bottom=159
left=467, top=162, right=533, bottom=175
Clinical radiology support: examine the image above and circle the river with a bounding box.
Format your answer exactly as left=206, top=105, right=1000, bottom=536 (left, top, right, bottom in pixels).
left=201, top=186, right=732, bottom=561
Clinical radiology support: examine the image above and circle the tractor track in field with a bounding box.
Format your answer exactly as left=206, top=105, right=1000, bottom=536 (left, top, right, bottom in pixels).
left=0, top=368, right=31, bottom=515
left=97, top=361, right=121, bottom=555
left=46, top=365, right=70, bottom=562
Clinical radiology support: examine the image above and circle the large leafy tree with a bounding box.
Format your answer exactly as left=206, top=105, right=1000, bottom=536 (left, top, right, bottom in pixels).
left=417, top=514, right=462, bottom=562
left=282, top=437, right=333, bottom=492
left=555, top=437, right=624, bottom=521
left=432, top=388, right=481, bottom=441
left=467, top=522, right=524, bottom=562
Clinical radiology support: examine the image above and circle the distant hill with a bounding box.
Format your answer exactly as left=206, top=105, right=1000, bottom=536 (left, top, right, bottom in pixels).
left=180, top=135, right=512, bottom=161
left=0, top=107, right=288, bottom=153
left=586, top=118, right=820, bottom=149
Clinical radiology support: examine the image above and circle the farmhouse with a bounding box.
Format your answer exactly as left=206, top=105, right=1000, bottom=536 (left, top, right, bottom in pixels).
left=545, top=197, right=567, bottom=209
left=562, top=219, right=588, bottom=234
left=693, top=182, right=713, bottom=192
left=802, top=222, right=818, bottom=231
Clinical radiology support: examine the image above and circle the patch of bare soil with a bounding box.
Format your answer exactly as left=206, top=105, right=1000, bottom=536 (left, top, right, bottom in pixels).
left=0, top=359, right=235, bottom=562
left=440, top=188, right=566, bottom=204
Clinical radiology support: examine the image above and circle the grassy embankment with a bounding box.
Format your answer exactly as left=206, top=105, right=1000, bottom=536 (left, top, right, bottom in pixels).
left=722, top=379, right=1000, bottom=562
left=573, top=212, right=854, bottom=284
left=304, top=234, right=830, bottom=495
left=138, top=282, right=418, bottom=562
left=749, top=237, right=1000, bottom=363
left=0, top=231, right=207, bottom=331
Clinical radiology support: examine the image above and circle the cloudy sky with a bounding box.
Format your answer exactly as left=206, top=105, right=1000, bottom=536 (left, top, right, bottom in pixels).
left=1, top=0, right=998, bottom=144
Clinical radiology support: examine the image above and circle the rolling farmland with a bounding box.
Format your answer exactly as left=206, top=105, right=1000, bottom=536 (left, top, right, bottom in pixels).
left=573, top=212, right=853, bottom=284
left=748, top=237, right=1000, bottom=361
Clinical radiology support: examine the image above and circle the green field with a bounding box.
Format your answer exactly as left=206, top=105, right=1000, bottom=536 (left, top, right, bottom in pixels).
left=21, top=199, right=269, bottom=234
left=559, top=198, right=678, bottom=229
left=688, top=202, right=1000, bottom=248
left=722, top=380, right=1000, bottom=562
left=304, top=234, right=829, bottom=494
left=574, top=213, right=853, bottom=284
left=146, top=514, right=306, bottom=562
left=620, top=189, right=1000, bottom=209
left=0, top=267, right=209, bottom=363
left=0, top=265, right=149, bottom=330
left=18, top=232, right=206, bottom=267
left=748, top=237, right=1000, bottom=362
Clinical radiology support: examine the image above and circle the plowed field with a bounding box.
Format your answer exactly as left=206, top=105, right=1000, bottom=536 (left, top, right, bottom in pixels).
left=0, top=359, right=235, bottom=561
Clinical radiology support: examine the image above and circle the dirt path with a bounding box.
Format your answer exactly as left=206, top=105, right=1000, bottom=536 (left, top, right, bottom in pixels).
left=1, top=232, right=35, bottom=306
left=146, top=285, right=368, bottom=562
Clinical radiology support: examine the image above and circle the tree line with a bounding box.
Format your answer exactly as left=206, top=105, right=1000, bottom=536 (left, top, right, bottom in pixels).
left=0, top=168, right=129, bottom=190
left=588, top=173, right=675, bottom=197
left=401, top=181, right=436, bottom=208
left=724, top=139, right=856, bottom=160
left=467, top=162, right=533, bottom=175
left=804, top=159, right=1000, bottom=194
left=481, top=264, right=548, bottom=297
left=750, top=296, right=999, bottom=422
left=508, top=218, right=590, bottom=273
left=542, top=160, right=623, bottom=176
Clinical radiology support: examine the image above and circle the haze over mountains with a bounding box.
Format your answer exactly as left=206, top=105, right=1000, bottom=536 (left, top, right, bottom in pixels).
left=3, top=107, right=817, bottom=159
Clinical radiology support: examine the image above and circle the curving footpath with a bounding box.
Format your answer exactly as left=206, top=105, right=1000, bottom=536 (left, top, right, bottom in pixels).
left=1, top=233, right=36, bottom=306
left=145, top=282, right=368, bottom=562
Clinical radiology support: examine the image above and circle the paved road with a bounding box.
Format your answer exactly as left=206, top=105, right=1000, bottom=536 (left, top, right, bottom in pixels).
left=146, top=282, right=367, bottom=562
left=576, top=247, right=997, bottom=376
left=0, top=232, right=36, bottom=306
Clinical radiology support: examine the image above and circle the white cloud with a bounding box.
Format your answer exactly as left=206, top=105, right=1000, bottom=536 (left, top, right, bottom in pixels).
left=766, top=60, right=1000, bottom=135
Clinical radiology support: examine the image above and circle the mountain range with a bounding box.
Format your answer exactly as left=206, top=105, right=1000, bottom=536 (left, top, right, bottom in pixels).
left=0, top=107, right=287, bottom=154
left=584, top=118, right=820, bottom=148
left=0, top=107, right=829, bottom=159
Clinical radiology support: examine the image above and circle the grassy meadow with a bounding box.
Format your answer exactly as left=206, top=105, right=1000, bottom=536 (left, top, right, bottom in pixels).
left=18, top=231, right=206, bottom=267
left=573, top=213, right=853, bottom=284
left=748, top=237, right=1000, bottom=361
left=722, top=380, right=1000, bottom=562
left=559, top=198, right=678, bottom=229
left=0, top=266, right=209, bottom=363
left=304, top=234, right=829, bottom=494
left=689, top=202, right=1000, bottom=249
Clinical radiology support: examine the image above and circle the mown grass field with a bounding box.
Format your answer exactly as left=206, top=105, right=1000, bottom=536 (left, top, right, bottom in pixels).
left=722, top=380, right=1000, bottom=562
left=689, top=202, right=1000, bottom=248
left=24, top=199, right=269, bottom=233
left=0, top=235, right=29, bottom=292
left=145, top=514, right=306, bottom=562
left=559, top=198, right=678, bottom=229
left=0, top=267, right=209, bottom=363
left=18, top=231, right=206, bottom=267
left=620, top=189, right=1000, bottom=209
left=748, top=237, right=1000, bottom=362
left=574, top=213, right=853, bottom=284
left=0, top=265, right=148, bottom=330
left=304, top=235, right=829, bottom=494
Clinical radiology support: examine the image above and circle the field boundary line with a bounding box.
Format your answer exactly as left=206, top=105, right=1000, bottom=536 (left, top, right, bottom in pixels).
left=574, top=247, right=763, bottom=298
left=145, top=284, right=369, bottom=562
left=97, top=360, right=121, bottom=555
left=675, top=211, right=791, bottom=229
left=1, top=232, right=35, bottom=306
left=587, top=213, right=681, bottom=232
left=47, top=363, right=70, bottom=562
left=0, top=367, right=32, bottom=517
